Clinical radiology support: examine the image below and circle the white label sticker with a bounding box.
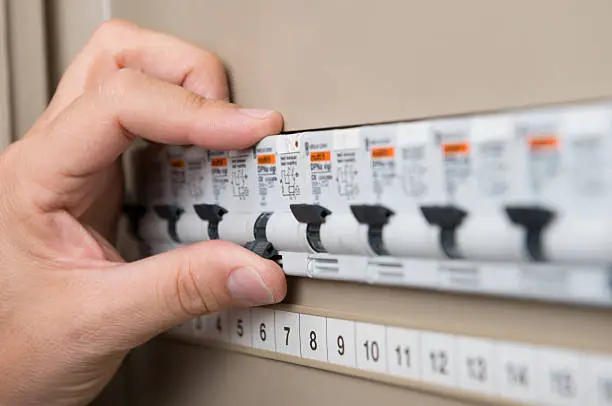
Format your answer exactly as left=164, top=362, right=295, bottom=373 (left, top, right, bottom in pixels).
left=299, top=314, right=328, bottom=361
left=386, top=327, right=421, bottom=380
left=588, top=355, right=612, bottom=406
left=250, top=308, right=276, bottom=351
left=420, top=332, right=457, bottom=387
left=537, top=349, right=586, bottom=406
left=205, top=312, right=230, bottom=342
left=229, top=309, right=252, bottom=347
left=355, top=322, right=387, bottom=373
left=326, top=318, right=357, bottom=368
left=274, top=310, right=301, bottom=356
left=498, top=342, right=538, bottom=402
left=457, top=337, right=498, bottom=395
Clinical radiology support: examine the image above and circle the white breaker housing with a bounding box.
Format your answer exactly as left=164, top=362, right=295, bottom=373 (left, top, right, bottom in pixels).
left=124, top=101, right=612, bottom=307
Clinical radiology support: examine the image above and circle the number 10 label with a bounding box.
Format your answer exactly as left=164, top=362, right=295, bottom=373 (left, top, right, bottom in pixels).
left=356, top=322, right=387, bottom=373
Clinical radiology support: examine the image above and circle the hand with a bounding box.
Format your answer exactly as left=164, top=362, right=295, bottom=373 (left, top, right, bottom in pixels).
left=0, top=19, right=286, bottom=406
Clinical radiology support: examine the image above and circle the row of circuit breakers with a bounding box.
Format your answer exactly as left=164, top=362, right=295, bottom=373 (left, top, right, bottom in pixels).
left=125, top=101, right=612, bottom=305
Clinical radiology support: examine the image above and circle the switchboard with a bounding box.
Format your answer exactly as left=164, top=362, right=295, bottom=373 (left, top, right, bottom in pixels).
left=125, top=100, right=612, bottom=307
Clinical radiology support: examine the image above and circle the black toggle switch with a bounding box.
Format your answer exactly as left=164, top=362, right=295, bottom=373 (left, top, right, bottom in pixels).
left=244, top=212, right=281, bottom=262
left=243, top=240, right=280, bottom=261
left=505, top=206, right=555, bottom=262
left=193, top=204, right=228, bottom=240
left=290, top=204, right=331, bottom=253
left=350, top=204, right=395, bottom=256
left=154, top=204, right=184, bottom=243
left=123, top=204, right=146, bottom=241
left=420, top=205, right=467, bottom=259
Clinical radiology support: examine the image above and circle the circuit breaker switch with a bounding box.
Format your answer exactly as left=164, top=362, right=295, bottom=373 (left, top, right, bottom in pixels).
left=253, top=212, right=273, bottom=241
left=420, top=206, right=467, bottom=259
left=243, top=240, right=280, bottom=261
left=290, top=204, right=331, bottom=253
left=350, top=204, right=395, bottom=256
left=193, top=204, right=228, bottom=240
left=153, top=205, right=184, bottom=243
left=505, top=206, right=555, bottom=262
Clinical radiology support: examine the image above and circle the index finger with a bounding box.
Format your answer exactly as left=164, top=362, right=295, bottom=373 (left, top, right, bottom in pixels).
left=39, top=19, right=229, bottom=129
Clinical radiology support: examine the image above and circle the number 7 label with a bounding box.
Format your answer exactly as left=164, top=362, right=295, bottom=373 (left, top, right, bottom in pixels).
left=274, top=310, right=300, bottom=356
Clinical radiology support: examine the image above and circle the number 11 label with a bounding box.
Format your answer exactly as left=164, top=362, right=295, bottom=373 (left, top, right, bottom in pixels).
left=386, top=327, right=420, bottom=379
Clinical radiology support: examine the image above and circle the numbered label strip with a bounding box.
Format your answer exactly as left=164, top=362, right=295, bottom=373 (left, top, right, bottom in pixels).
left=170, top=308, right=612, bottom=406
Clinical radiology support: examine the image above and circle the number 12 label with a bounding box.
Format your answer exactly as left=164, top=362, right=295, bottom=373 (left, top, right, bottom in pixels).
left=274, top=310, right=300, bottom=356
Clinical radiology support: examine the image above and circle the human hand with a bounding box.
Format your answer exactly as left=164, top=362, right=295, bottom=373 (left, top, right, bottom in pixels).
left=0, top=20, right=286, bottom=406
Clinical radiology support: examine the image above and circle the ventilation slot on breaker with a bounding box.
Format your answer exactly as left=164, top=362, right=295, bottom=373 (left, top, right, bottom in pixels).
left=306, top=256, right=340, bottom=278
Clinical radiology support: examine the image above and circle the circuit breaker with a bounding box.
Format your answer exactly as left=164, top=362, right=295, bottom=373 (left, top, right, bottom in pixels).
left=126, top=100, right=612, bottom=307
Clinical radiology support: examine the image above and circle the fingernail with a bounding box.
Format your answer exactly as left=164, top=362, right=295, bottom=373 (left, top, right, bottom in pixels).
left=238, top=108, right=275, bottom=118
left=227, top=267, right=275, bottom=305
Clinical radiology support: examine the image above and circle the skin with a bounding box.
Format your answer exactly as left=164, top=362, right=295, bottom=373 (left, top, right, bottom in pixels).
left=0, top=19, right=287, bottom=406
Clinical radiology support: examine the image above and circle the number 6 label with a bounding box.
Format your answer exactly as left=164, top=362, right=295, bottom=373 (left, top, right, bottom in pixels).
left=250, top=308, right=275, bottom=351
left=274, top=310, right=300, bottom=356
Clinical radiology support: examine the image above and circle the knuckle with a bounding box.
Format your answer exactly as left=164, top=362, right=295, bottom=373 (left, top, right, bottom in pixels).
left=181, top=90, right=208, bottom=112
left=171, top=256, right=220, bottom=317
left=91, top=19, right=136, bottom=42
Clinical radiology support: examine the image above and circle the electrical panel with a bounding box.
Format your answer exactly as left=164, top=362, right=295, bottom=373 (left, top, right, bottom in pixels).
left=125, top=100, right=612, bottom=307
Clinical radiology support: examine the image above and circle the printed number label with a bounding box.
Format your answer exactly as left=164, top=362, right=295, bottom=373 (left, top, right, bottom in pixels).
left=205, top=312, right=229, bottom=342
left=420, top=332, right=456, bottom=386
left=457, top=337, right=497, bottom=394
left=386, top=327, right=420, bottom=379
left=540, top=350, right=584, bottom=405
left=300, top=314, right=327, bottom=361
left=250, top=308, right=275, bottom=351
left=274, top=311, right=300, bottom=356
left=326, top=318, right=356, bottom=367
left=229, top=309, right=252, bottom=347
left=498, top=343, right=537, bottom=402
left=356, top=322, right=387, bottom=373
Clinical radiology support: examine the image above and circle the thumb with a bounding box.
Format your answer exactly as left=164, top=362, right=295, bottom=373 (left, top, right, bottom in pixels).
left=90, top=240, right=286, bottom=349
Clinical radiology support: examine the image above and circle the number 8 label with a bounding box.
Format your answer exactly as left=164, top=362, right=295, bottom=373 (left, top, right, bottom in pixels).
left=300, top=314, right=327, bottom=361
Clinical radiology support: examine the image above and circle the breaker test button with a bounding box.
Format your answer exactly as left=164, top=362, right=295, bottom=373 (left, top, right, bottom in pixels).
left=290, top=204, right=331, bottom=253
left=193, top=204, right=228, bottom=240
left=350, top=204, right=395, bottom=256
left=153, top=204, right=184, bottom=243
left=420, top=205, right=467, bottom=259
left=123, top=204, right=147, bottom=241
left=505, top=206, right=555, bottom=262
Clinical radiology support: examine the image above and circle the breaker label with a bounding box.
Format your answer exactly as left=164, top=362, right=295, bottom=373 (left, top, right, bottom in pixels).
left=476, top=141, right=509, bottom=197
left=308, top=146, right=333, bottom=202
left=257, top=150, right=278, bottom=207
left=230, top=154, right=250, bottom=201
left=279, top=152, right=301, bottom=200
left=209, top=152, right=229, bottom=203
left=441, top=140, right=471, bottom=197
left=336, top=151, right=360, bottom=200
left=527, top=133, right=560, bottom=195
left=370, top=146, right=396, bottom=200
left=570, top=135, right=605, bottom=197
left=168, top=154, right=186, bottom=199
left=257, top=154, right=276, bottom=165
left=186, top=154, right=206, bottom=200
left=401, top=145, right=428, bottom=198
